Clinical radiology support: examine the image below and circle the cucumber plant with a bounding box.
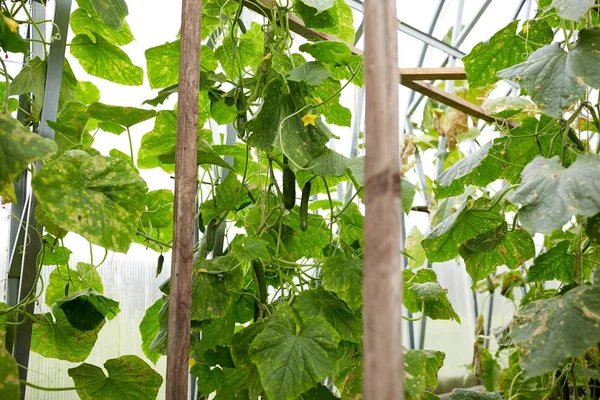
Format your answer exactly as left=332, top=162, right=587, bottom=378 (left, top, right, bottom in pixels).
left=1, top=0, right=600, bottom=399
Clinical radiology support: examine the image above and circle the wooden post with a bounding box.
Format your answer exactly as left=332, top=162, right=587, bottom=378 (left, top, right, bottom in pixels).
left=166, top=0, right=202, bottom=399
left=363, top=0, right=404, bottom=398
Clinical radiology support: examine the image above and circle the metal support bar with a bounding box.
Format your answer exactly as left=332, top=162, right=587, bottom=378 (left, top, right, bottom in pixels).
left=345, top=0, right=464, bottom=58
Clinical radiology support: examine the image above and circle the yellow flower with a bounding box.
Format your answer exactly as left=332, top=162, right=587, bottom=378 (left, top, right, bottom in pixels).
left=301, top=113, right=318, bottom=127
left=189, top=358, right=197, bottom=368
left=4, top=17, right=19, bottom=33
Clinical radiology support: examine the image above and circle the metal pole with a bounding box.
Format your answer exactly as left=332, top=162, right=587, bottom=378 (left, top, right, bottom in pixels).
left=363, top=0, right=404, bottom=397
left=166, top=0, right=202, bottom=398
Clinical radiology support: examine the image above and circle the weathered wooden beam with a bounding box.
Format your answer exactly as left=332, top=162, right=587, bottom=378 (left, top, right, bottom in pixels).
left=402, top=80, right=519, bottom=128
left=399, top=67, right=467, bottom=81
left=363, top=0, right=404, bottom=398
left=166, top=0, right=202, bottom=398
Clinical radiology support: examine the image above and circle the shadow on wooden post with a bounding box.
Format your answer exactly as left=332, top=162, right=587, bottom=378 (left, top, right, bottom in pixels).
left=363, top=0, right=404, bottom=399
left=166, top=0, right=202, bottom=399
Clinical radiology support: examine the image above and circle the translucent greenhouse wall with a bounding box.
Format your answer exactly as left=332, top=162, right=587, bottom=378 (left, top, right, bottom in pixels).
left=0, top=0, right=538, bottom=397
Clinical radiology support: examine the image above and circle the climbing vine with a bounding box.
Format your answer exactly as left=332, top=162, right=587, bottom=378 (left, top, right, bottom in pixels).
left=2, top=0, right=600, bottom=399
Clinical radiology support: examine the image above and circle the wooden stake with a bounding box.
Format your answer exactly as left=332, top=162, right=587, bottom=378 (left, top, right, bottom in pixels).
left=166, top=0, right=202, bottom=398
left=363, top=0, right=404, bottom=399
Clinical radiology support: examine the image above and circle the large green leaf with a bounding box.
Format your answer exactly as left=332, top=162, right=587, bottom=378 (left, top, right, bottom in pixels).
left=68, top=355, right=163, bottom=399
left=248, top=309, right=340, bottom=400
left=422, top=198, right=506, bottom=262
left=463, top=20, right=553, bottom=87
left=0, top=113, right=57, bottom=187
left=70, top=8, right=134, bottom=46
left=552, top=0, right=594, bottom=21
left=31, top=307, right=104, bottom=362
left=435, top=142, right=503, bottom=199
left=294, top=0, right=355, bottom=44
left=511, top=284, right=600, bottom=378
left=81, top=0, right=129, bottom=31
left=288, top=62, right=332, bottom=86
left=215, top=23, right=263, bottom=79
left=87, top=102, right=156, bottom=129
left=512, top=154, right=600, bottom=234
left=322, top=254, right=362, bottom=310
left=460, top=228, right=535, bottom=286
left=32, top=150, right=148, bottom=253
left=231, top=236, right=271, bottom=261
left=70, top=34, right=143, bottom=86
left=46, top=262, right=104, bottom=307
left=311, top=78, right=352, bottom=126
left=295, top=287, right=362, bottom=343
left=135, top=189, right=174, bottom=252
left=527, top=241, right=574, bottom=283
left=139, top=298, right=163, bottom=364
left=41, top=238, right=72, bottom=266
left=200, top=173, right=243, bottom=222
left=56, top=288, right=120, bottom=331
left=499, top=29, right=600, bottom=117
left=191, top=253, right=244, bottom=322
left=403, top=269, right=460, bottom=322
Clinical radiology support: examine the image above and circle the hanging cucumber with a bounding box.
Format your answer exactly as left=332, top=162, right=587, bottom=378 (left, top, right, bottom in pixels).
left=156, top=254, right=164, bottom=277
left=197, top=212, right=205, bottom=234
left=252, top=259, right=267, bottom=321
left=282, top=156, right=296, bottom=210
left=206, top=218, right=217, bottom=252
left=299, top=181, right=311, bottom=232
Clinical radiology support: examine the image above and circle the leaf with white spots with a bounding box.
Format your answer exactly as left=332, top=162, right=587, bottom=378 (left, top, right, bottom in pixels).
left=510, top=285, right=600, bottom=378
left=512, top=154, right=600, bottom=234
left=32, top=150, right=148, bottom=253
left=499, top=29, right=600, bottom=118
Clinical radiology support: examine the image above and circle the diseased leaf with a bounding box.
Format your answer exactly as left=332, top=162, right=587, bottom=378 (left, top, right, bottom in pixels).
left=511, top=284, right=600, bottom=378
left=552, top=0, right=594, bottom=21
left=0, top=344, right=19, bottom=400
left=70, top=8, right=133, bottom=46
left=422, top=197, right=505, bottom=263
left=215, top=23, right=263, bottom=79
left=68, top=355, right=163, bottom=400
left=82, top=0, right=129, bottom=31
left=322, top=254, right=362, bottom=310
left=0, top=113, right=57, bottom=188
left=463, top=20, right=553, bottom=87
left=32, top=151, right=148, bottom=253
left=295, top=287, right=362, bottom=343
left=499, top=29, right=600, bottom=117
left=248, top=309, right=340, bottom=400
left=512, top=154, right=600, bottom=234
left=31, top=307, right=104, bottom=362
left=404, top=269, right=461, bottom=322
left=134, top=189, right=173, bottom=252
left=70, top=34, right=143, bottom=86
left=75, top=81, right=101, bottom=105
left=294, top=0, right=355, bottom=44
left=527, top=241, right=575, bottom=283
left=304, top=148, right=348, bottom=177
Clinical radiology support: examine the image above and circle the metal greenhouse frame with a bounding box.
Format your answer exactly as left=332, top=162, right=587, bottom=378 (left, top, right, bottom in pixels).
left=5, top=0, right=536, bottom=398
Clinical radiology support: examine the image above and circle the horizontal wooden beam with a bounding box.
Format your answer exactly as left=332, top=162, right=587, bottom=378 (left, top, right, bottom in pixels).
left=399, top=68, right=467, bottom=81
left=241, top=0, right=513, bottom=128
